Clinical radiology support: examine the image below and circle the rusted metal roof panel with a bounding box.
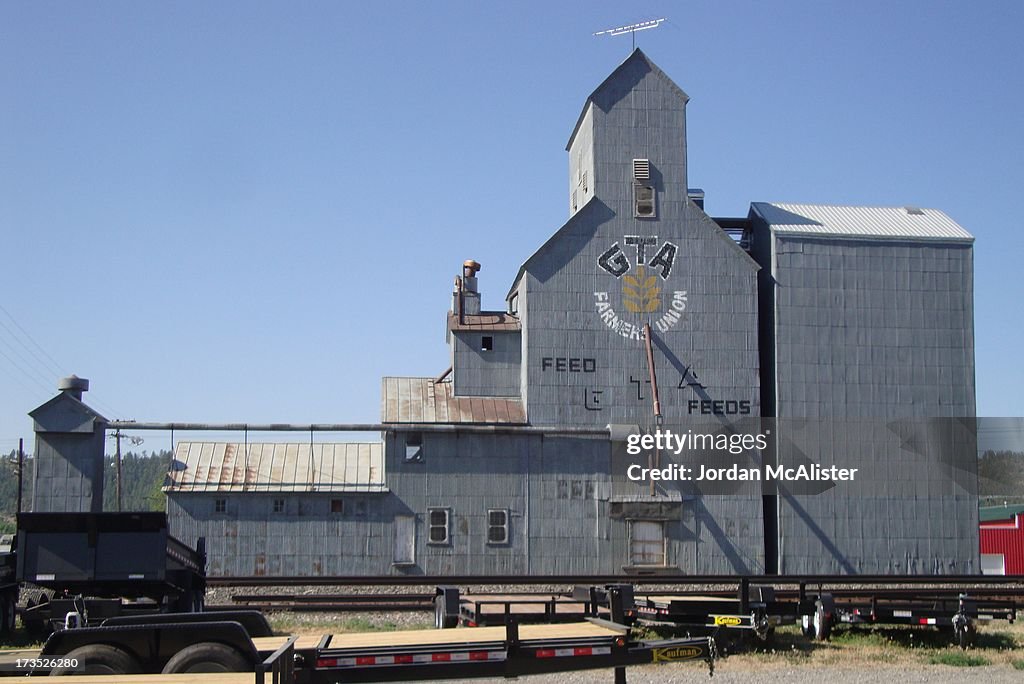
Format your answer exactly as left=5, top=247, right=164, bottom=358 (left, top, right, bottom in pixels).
left=164, top=441, right=386, bottom=493
left=447, top=311, right=522, bottom=332
left=381, top=377, right=526, bottom=424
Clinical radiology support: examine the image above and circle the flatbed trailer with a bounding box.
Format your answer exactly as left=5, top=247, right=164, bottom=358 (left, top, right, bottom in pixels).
left=435, top=586, right=607, bottom=628
left=809, top=592, right=1017, bottom=647
left=26, top=610, right=715, bottom=682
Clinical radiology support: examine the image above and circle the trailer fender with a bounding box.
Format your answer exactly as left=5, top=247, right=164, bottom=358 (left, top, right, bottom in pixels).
left=435, top=585, right=460, bottom=629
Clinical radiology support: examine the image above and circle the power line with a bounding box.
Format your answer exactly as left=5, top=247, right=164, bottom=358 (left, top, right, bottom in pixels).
left=0, top=303, right=69, bottom=379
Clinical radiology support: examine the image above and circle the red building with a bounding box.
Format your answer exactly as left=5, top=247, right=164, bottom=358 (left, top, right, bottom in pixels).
left=979, top=505, right=1024, bottom=575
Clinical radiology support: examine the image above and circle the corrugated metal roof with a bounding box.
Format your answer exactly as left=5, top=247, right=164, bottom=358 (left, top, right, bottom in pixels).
left=447, top=311, right=521, bottom=332
left=381, top=377, right=527, bottom=424
left=751, top=203, right=974, bottom=242
left=980, top=504, right=1024, bottom=523
left=164, top=441, right=386, bottom=493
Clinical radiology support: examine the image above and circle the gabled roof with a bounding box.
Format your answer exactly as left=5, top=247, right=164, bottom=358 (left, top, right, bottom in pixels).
left=506, top=195, right=607, bottom=301
left=381, top=377, right=526, bottom=425
left=751, top=203, right=974, bottom=243
left=165, top=441, right=386, bottom=494
left=29, top=392, right=107, bottom=433
left=567, top=48, right=689, bottom=151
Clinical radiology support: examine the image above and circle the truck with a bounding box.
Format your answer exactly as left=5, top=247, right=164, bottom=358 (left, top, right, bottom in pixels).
left=15, top=512, right=206, bottom=632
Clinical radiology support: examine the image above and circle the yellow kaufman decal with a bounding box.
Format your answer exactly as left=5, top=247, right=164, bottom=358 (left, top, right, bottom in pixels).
left=652, top=646, right=704, bottom=662
left=713, top=615, right=743, bottom=626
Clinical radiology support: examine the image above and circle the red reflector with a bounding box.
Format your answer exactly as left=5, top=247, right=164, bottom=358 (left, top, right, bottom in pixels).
left=470, top=651, right=488, bottom=661
left=395, top=655, right=413, bottom=664
left=356, top=656, right=375, bottom=666
left=574, top=648, right=592, bottom=656
left=536, top=649, right=555, bottom=658
left=316, top=658, right=337, bottom=667
left=919, top=619, right=928, bottom=625
left=467, top=621, right=477, bottom=627
left=432, top=653, right=451, bottom=662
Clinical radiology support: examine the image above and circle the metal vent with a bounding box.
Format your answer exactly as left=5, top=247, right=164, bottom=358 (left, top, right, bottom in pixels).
left=582, top=170, right=588, bottom=193
left=571, top=189, right=578, bottom=212
left=904, top=206, right=924, bottom=215
left=633, top=159, right=650, bottom=180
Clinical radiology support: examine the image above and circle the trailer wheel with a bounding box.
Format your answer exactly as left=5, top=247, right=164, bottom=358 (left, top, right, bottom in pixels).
left=161, top=642, right=251, bottom=673
left=800, top=614, right=814, bottom=638
left=50, top=644, right=142, bottom=675
left=435, top=596, right=458, bottom=629
left=812, top=601, right=832, bottom=641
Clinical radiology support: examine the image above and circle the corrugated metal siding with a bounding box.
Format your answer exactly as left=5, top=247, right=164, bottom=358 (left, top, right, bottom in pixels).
left=165, top=442, right=386, bottom=493
left=753, top=203, right=973, bottom=242
left=381, top=377, right=526, bottom=424
left=451, top=330, right=521, bottom=398
left=980, top=516, right=1024, bottom=574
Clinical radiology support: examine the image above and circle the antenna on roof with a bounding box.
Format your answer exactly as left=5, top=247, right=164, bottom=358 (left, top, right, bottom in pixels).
left=594, top=18, right=667, bottom=51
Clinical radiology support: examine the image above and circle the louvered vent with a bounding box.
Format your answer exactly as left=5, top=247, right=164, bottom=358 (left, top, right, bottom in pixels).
left=633, top=159, right=650, bottom=180
left=582, top=170, right=588, bottom=193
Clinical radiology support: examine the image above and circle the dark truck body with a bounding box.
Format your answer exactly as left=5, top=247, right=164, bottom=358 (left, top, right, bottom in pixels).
left=0, top=535, right=17, bottom=635
left=16, top=512, right=205, bottom=629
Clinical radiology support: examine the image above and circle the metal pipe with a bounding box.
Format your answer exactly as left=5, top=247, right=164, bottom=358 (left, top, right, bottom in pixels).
left=643, top=323, right=662, bottom=496
left=107, top=421, right=609, bottom=436
left=16, top=438, right=23, bottom=514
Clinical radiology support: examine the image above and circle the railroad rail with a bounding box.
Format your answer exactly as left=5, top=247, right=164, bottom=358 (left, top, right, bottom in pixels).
left=206, top=573, right=1024, bottom=587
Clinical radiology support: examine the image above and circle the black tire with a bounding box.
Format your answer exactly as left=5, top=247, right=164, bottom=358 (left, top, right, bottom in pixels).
left=161, top=642, right=251, bottom=673
left=813, top=601, right=832, bottom=641
left=49, top=644, right=142, bottom=675
left=434, top=596, right=457, bottom=629
left=956, top=621, right=976, bottom=650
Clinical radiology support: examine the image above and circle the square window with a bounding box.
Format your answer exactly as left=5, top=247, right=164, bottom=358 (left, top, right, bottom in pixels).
left=214, top=498, right=226, bottom=514
left=331, top=499, right=344, bottom=514
left=487, top=509, right=509, bottom=545
left=481, top=336, right=493, bottom=351
left=428, top=508, right=450, bottom=545
left=273, top=498, right=285, bottom=514
left=405, top=433, right=423, bottom=463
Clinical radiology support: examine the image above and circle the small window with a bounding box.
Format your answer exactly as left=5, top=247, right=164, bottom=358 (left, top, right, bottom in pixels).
left=405, top=432, right=423, bottom=463
left=481, top=336, right=493, bottom=351
left=214, top=498, right=227, bottom=514
left=557, top=480, right=568, bottom=499
left=273, top=498, right=285, bottom=514
left=571, top=480, right=583, bottom=499
left=487, top=509, right=509, bottom=545
left=634, top=185, right=656, bottom=218
left=428, top=508, right=450, bottom=545
left=331, top=499, right=344, bottom=514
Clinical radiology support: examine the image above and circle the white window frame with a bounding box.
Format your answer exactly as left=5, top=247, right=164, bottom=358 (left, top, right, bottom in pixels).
left=427, top=508, right=451, bottom=545
left=487, top=508, right=509, bottom=545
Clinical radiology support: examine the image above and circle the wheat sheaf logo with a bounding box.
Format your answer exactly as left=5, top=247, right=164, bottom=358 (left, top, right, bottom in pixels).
left=622, top=265, right=660, bottom=313
left=594, top=235, right=688, bottom=339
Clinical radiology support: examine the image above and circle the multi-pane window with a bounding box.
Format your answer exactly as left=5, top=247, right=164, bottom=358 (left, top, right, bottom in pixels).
left=273, top=498, right=285, bottom=514
left=487, top=509, right=509, bottom=545
left=428, top=508, right=450, bottom=544
left=214, top=498, right=227, bottom=514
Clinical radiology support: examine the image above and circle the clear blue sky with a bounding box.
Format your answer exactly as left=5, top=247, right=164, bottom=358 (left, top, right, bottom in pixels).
left=2, top=0, right=1022, bottom=452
